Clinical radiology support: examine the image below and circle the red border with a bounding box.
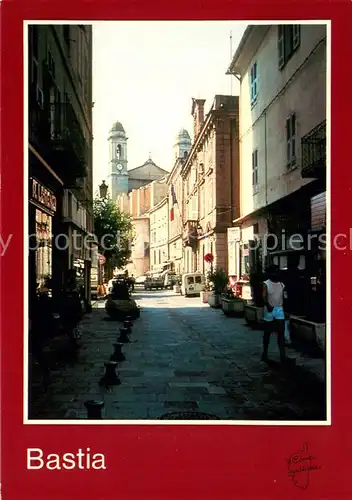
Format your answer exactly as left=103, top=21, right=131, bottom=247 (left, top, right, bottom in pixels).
left=1, top=1, right=350, bottom=499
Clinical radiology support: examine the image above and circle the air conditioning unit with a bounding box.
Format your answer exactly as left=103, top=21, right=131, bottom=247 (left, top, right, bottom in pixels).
left=36, top=85, right=44, bottom=108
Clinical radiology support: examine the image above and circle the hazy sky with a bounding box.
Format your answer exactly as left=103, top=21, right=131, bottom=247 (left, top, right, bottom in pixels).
left=92, top=21, right=247, bottom=189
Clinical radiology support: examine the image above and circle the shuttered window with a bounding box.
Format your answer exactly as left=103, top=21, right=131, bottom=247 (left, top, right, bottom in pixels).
left=278, top=25, right=301, bottom=69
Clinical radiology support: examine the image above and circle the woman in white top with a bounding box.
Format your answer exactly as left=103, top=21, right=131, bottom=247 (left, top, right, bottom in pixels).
left=262, top=265, right=291, bottom=364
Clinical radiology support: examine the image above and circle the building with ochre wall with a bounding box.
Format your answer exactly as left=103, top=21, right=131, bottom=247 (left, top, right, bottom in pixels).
left=180, top=96, right=240, bottom=275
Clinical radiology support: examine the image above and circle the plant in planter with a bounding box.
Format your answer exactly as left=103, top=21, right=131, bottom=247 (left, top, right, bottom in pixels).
left=207, top=268, right=228, bottom=308
left=200, top=280, right=212, bottom=303
left=221, top=286, right=245, bottom=316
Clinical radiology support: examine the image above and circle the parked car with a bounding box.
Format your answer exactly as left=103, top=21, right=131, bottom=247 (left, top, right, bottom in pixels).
left=144, top=274, right=164, bottom=290
left=181, top=273, right=205, bottom=297
left=135, top=275, right=148, bottom=286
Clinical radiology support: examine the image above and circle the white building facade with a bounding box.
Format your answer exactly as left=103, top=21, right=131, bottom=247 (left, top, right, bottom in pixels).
left=227, top=24, right=327, bottom=279
left=149, top=197, right=169, bottom=272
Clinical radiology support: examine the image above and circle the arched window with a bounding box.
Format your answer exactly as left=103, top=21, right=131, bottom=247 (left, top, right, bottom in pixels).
left=116, top=144, right=122, bottom=159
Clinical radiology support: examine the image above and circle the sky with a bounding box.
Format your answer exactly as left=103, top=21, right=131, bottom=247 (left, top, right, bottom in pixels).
left=92, top=21, right=247, bottom=189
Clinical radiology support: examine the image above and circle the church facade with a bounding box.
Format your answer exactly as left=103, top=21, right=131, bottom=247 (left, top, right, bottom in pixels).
left=107, top=121, right=168, bottom=201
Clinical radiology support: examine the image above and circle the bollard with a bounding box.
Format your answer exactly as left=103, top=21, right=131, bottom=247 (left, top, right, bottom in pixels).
left=123, top=320, right=133, bottom=334
left=84, top=400, right=104, bottom=419
left=110, top=342, right=125, bottom=362
left=118, top=327, right=130, bottom=343
left=99, top=361, right=121, bottom=386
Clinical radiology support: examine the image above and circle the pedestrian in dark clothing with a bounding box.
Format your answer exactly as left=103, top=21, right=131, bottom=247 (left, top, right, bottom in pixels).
left=110, top=282, right=130, bottom=300
left=58, top=287, right=83, bottom=345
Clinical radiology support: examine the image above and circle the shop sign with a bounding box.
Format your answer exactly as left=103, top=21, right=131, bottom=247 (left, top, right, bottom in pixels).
left=31, top=178, right=57, bottom=212
left=227, top=227, right=240, bottom=243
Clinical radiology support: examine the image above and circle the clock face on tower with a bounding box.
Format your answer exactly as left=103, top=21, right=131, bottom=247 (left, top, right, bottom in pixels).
left=116, top=164, right=123, bottom=172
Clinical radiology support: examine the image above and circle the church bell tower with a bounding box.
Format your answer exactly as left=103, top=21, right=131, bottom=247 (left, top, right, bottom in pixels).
left=107, top=121, right=128, bottom=201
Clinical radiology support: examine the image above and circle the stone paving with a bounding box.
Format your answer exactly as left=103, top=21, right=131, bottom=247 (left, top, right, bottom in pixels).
left=29, top=289, right=326, bottom=421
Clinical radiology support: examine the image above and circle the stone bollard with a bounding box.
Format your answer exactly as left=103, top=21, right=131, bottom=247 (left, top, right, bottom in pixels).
left=99, top=361, right=121, bottom=386
left=124, top=320, right=133, bottom=334
left=118, top=327, right=130, bottom=343
left=110, top=342, right=125, bottom=362
left=84, top=400, right=104, bottom=419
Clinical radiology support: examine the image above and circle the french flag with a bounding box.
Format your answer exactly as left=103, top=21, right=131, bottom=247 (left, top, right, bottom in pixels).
left=170, top=184, right=177, bottom=221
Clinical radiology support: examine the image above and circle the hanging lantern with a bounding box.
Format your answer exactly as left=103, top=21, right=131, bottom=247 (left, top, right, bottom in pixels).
left=99, top=180, right=108, bottom=198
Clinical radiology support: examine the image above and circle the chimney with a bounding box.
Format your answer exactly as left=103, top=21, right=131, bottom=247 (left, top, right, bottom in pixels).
left=191, top=98, right=206, bottom=138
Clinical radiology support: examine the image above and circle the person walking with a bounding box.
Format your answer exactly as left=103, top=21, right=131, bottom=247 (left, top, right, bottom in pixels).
left=261, top=264, right=294, bottom=364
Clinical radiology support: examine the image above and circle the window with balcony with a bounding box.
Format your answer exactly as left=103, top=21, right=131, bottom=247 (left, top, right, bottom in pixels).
left=252, top=149, right=259, bottom=193
left=286, top=113, right=296, bottom=169
left=278, top=25, right=300, bottom=69
left=250, top=61, right=258, bottom=105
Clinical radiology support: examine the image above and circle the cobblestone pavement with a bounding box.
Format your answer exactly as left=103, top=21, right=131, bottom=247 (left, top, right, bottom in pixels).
left=29, top=289, right=326, bottom=421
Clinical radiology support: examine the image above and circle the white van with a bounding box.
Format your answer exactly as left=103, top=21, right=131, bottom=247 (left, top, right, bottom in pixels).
left=181, top=273, right=205, bottom=297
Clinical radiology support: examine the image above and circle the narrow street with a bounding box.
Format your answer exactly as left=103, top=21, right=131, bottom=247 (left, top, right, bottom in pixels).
left=29, top=290, right=326, bottom=421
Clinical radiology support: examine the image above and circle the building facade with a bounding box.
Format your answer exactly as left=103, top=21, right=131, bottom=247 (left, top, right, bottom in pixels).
left=180, top=96, right=240, bottom=275
left=167, top=129, right=192, bottom=274
left=116, top=177, right=169, bottom=276
left=128, top=216, right=150, bottom=277
left=28, top=24, right=93, bottom=304
left=227, top=24, right=326, bottom=318
left=149, top=196, right=169, bottom=273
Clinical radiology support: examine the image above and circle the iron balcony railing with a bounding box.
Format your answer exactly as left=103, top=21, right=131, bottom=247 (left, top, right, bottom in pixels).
left=301, top=120, right=326, bottom=179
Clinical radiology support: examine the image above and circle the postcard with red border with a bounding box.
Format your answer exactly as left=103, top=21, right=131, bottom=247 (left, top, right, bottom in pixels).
left=1, top=0, right=350, bottom=498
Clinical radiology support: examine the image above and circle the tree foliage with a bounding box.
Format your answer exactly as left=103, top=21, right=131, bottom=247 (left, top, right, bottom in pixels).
left=93, top=197, right=134, bottom=278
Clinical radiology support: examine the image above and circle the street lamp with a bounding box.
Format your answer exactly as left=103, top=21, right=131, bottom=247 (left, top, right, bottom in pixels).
left=99, top=180, right=108, bottom=199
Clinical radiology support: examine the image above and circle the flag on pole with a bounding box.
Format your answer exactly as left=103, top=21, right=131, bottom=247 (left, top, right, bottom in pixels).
left=170, top=184, right=177, bottom=221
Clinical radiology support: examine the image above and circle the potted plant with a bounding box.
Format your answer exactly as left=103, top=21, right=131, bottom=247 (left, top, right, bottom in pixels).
left=221, top=287, right=245, bottom=316
left=200, top=280, right=211, bottom=304
left=207, top=268, right=228, bottom=308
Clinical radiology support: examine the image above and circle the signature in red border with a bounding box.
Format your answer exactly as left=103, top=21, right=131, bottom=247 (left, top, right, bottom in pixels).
left=287, top=443, right=322, bottom=489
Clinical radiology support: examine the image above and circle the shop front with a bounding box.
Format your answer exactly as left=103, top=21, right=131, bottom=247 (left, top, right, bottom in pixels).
left=28, top=149, right=67, bottom=308
left=29, top=176, right=57, bottom=303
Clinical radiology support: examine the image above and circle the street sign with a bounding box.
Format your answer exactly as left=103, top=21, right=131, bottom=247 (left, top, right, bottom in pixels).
left=204, top=252, right=214, bottom=263
left=227, top=227, right=240, bottom=243
left=98, top=254, right=106, bottom=265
